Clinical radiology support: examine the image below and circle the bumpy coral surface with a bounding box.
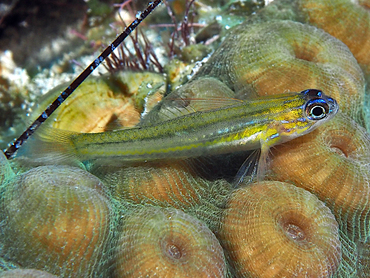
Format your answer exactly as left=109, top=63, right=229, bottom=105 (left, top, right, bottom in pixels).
left=114, top=207, right=226, bottom=277
left=219, top=181, right=341, bottom=278
left=299, top=0, right=370, bottom=78
left=194, top=20, right=365, bottom=120
left=1, top=0, right=370, bottom=277
left=0, top=269, right=58, bottom=278
left=269, top=113, right=370, bottom=241
left=0, top=165, right=114, bottom=277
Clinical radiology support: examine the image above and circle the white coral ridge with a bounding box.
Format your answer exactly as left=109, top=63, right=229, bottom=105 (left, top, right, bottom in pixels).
left=0, top=50, right=30, bottom=87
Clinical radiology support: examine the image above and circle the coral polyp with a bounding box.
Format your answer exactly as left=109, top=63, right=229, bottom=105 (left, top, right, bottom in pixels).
left=2, top=0, right=370, bottom=276
left=0, top=165, right=113, bottom=277
left=194, top=20, right=365, bottom=120
left=299, top=0, right=370, bottom=77
left=269, top=112, right=370, bottom=240
left=357, top=236, right=370, bottom=277
left=114, top=206, right=226, bottom=278
left=219, top=181, right=341, bottom=278
left=46, top=78, right=140, bottom=132
left=101, top=160, right=209, bottom=209
left=32, top=72, right=165, bottom=133
left=0, top=269, right=58, bottom=278
left=98, top=160, right=231, bottom=233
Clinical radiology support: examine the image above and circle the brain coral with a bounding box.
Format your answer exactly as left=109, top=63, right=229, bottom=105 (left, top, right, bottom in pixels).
left=0, top=165, right=114, bottom=277
left=219, top=181, right=341, bottom=278
left=270, top=112, right=370, bottom=241
left=194, top=20, right=365, bottom=120
left=114, top=206, right=226, bottom=277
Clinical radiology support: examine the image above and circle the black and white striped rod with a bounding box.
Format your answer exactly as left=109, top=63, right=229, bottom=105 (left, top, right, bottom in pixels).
left=4, top=0, right=162, bottom=159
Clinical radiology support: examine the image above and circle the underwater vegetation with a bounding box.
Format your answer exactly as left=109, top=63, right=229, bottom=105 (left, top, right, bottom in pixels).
left=0, top=0, right=370, bottom=277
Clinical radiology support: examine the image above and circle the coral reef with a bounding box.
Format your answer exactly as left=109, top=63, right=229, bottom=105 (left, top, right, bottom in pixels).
left=219, top=181, right=341, bottom=278
left=0, top=165, right=115, bottom=277
left=193, top=20, right=365, bottom=121
left=298, top=0, right=370, bottom=78
left=0, top=151, right=14, bottom=185
left=114, top=206, right=226, bottom=278
left=0, top=0, right=370, bottom=277
left=0, top=51, right=30, bottom=148
left=245, top=0, right=370, bottom=81
left=100, top=160, right=212, bottom=209
left=0, top=0, right=88, bottom=68
left=357, top=236, right=370, bottom=278
left=31, top=71, right=165, bottom=133
left=336, top=231, right=358, bottom=278
left=0, top=269, right=58, bottom=278
left=269, top=112, right=370, bottom=241
left=97, top=160, right=232, bottom=232
left=0, top=258, right=19, bottom=273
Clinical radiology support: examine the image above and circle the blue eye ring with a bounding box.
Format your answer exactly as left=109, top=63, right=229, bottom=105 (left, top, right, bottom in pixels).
left=305, top=99, right=329, bottom=120
left=301, top=89, right=323, bottom=98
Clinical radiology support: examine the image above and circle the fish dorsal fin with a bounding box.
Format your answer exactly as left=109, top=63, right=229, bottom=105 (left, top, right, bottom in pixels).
left=183, top=97, right=244, bottom=112
left=141, top=96, right=243, bottom=125
left=140, top=76, right=241, bottom=125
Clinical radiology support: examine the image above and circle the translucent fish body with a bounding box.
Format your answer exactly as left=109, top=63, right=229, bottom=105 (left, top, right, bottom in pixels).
left=28, top=89, right=338, bottom=168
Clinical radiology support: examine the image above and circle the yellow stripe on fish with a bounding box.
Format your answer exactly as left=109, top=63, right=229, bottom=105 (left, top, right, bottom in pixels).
left=19, top=89, right=338, bottom=174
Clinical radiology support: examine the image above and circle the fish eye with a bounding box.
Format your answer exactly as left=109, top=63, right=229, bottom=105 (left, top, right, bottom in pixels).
left=305, top=99, right=329, bottom=120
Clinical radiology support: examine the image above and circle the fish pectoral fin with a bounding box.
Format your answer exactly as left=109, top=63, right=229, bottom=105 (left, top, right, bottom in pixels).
left=232, top=148, right=261, bottom=188
left=232, top=142, right=270, bottom=188
left=139, top=97, right=197, bottom=125
left=257, top=142, right=270, bottom=181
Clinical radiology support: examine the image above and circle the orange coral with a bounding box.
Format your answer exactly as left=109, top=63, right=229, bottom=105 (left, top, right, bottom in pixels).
left=219, top=181, right=341, bottom=278
left=0, top=166, right=113, bottom=277
left=114, top=207, right=226, bottom=278
left=102, top=161, right=210, bottom=209
left=195, top=20, right=365, bottom=120
left=299, top=0, right=370, bottom=77
left=270, top=112, right=370, bottom=240
left=100, top=160, right=231, bottom=233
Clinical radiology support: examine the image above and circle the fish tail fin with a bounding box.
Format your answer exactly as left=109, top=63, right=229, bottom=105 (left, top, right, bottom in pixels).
left=15, top=126, right=82, bottom=167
